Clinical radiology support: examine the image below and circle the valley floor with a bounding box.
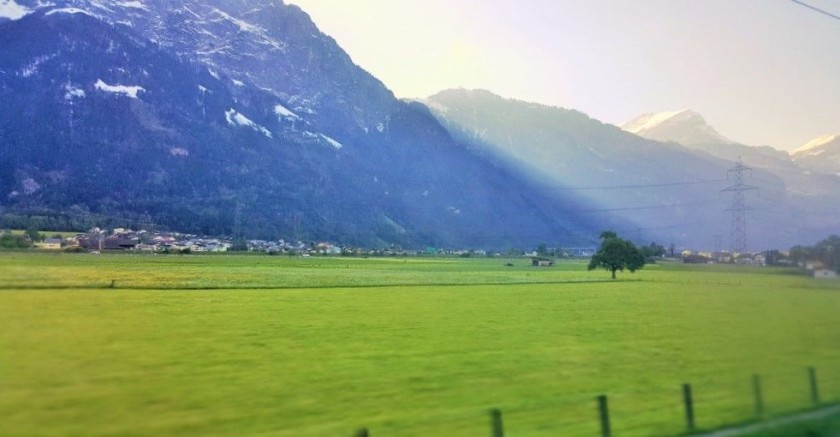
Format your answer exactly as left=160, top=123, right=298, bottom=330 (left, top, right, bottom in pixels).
left=1, top=253, right=838, bottom=436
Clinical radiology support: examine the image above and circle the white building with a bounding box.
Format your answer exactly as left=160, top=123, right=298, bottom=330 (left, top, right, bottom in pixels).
left=813, top=269, right=837, bottom=279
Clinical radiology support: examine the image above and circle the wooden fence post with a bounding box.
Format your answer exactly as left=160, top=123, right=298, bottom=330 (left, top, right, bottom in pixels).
left=597, top=395, right=611, bottom=437
left=809, top=367, right=820, bottom=405
left=683, top=383, right=695, bottom=432
left=490, top=408, right=504, bottom=437
left=753, top=374, right=764, bottom=417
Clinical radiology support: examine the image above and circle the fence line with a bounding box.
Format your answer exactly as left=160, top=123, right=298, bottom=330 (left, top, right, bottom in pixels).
left=351, top=365, right=838, bottom=436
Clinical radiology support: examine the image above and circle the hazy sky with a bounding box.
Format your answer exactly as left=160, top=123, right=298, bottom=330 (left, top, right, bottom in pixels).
left=289, top=0, right=839, bottom=150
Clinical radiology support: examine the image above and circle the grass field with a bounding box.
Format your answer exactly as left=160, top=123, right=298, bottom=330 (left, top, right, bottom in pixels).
left=1, top=253, right=839, bottom=436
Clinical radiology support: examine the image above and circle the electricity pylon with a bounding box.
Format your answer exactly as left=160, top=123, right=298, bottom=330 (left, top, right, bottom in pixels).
left=721, top=158, right=758, bottom=255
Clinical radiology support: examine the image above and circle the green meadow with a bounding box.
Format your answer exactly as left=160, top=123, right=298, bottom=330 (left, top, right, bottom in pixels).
left=1, top=253, right=839, bottom=436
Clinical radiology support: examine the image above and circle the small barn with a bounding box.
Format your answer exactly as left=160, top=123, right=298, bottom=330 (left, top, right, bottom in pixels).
left=531, top=257, right=555, bottom=267
left=813, top=269, right=837, bottom=279
left=36, top=238, right=62, bottom=250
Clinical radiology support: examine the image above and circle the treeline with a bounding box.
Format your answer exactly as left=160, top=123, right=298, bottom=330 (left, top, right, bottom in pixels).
left=0, top=205, right=305, bottom=243
left=0, top=232, right=33, bottom=249
left=789, top=235, right=840, bottom=272
left=0, top=208, right=160, bottom=235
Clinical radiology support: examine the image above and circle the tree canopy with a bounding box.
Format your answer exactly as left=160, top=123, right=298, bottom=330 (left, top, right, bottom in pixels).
left=790, top=235, right=840, bottom=272
left=588, top=231, right=645, bottom=279
left=639, top=242, right=666, bottom=261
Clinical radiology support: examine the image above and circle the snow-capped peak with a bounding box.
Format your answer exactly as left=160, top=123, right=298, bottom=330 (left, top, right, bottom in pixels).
left=791, top=133, right=840, bottom=156
left=621, top=109, right=734, bottom=146
left=622, top=109, right=691, bottom=134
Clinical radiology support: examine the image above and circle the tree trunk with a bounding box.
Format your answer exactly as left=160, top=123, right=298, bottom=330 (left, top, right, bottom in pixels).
left=611, top=269, right=616, bottom=279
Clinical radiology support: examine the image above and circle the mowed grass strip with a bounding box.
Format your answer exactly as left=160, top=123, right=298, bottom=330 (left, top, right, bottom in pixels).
left=0, top=252, right=611, bottom=290
left=1, top=255, right=839, bottom=436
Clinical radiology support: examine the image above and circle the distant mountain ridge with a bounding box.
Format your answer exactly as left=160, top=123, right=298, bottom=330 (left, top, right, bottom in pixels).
left=0, top=1, right=605, bottom=247
left=424, top=90, right=730, bottom=248
left=425, top=89, right=840, bottom=250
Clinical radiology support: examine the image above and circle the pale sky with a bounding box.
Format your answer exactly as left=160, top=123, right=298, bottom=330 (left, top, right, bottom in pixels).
left=288, top=0, right=840, bottom=150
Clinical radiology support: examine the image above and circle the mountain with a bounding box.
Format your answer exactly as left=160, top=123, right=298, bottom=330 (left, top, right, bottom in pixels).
left=622, top=109, right=733, bottom=146
left=622, top=109, right=795, bottom=172
left=425, top=89, right=840, bottom=250
left=620, top=109, right=840, bottom=244
left=791, top=134, right=840, bottom=176
left=425, top=90, right=729, bottom=248
left=0, top=1, right=604, bottom=248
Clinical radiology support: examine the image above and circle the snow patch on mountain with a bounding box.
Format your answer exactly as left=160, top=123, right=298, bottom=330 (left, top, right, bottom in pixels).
left=169, top=147, right=189, bottom=157
left=225, top=108, right=272, bottom=138
left=210, top=7, right=261, bottom=34
left=85, top=1, right=111, bottom=12
left=94, top=78, right=144, bottom=98
left=319, top=134, right=343, bottom=150
left=301, top=131, right=342, bottom=149
left=0, top=0, right=31, bottom=20
left=45, top=7, right=97, bottom=17
left=791, top=133, right=840, bottom=156
left=116, top=1, right=146, bottom=10
left=64, top=84, right=85, bottom=100
left=274, top=103, right=299, bottom=120
left=208, top=7, right=285, bottom=51
left=622, top=109, right=688, bottom=134
left=20, top=53, right=56, bottom=77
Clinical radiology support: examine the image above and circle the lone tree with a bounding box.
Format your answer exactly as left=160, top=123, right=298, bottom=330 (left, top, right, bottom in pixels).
left=588, top=231, right=646, bottom=279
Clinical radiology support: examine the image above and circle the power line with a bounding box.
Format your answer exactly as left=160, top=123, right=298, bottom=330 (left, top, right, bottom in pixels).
left=761, top=186, right=840, bottom=205
left=789, top=0, right=840, bottom=21
left=631, top=219, right=725, bottom=233
left=538, top=178, right=728, bottom=192
left=575, top=199, right=721, bottom=214
left=360, top=178, right=728, bottom=193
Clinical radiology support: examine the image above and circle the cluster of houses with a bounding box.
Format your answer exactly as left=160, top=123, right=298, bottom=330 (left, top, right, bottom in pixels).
left=74, top=228, right=232, bottom=253
left=679, top=250, right=767, bottom=266
left=31, top=228, right=573, bottom=259
left=36, top=228, right=348, bottom=256
left=679, top=249, right=837, bottom=279
left=21, top=228, right=840, bottom=279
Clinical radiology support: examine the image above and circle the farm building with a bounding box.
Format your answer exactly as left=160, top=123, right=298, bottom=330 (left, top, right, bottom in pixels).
left=35, top=238, right=62, bottom=250
left=531, top=257, right=555, bottom=267
left=813, top=269, right=837, bottom=279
